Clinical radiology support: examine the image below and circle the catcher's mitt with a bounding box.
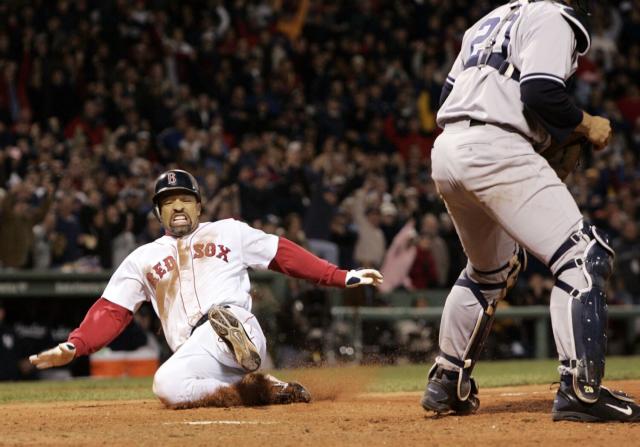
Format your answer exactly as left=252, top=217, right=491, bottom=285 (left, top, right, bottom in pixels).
left=540, top=133, right=590, bottom=181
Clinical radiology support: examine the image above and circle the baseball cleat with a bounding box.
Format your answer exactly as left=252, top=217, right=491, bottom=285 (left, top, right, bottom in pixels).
left=265, top=375, right=312, bottom=404
left=421, top=366, right=479, bottom=415
left=208, top=305, right=261, bottom=372
left=552, top=377, right=640, bottom=422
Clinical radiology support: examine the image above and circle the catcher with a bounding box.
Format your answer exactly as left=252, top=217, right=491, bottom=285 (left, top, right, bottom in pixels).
left=422, top=0, right=640, bottom=423
left=30, top=169, right=383, bottom=408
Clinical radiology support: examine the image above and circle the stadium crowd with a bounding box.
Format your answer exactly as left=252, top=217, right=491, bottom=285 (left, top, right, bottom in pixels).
left=1, top=0, right=640, bottom=377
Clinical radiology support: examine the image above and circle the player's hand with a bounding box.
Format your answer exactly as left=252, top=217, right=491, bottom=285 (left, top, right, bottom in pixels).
left=577, top=112, right=611, bottom=151
left=345, top=269, right=384, bottom=288
left=29, top=342, right=76, bottom=369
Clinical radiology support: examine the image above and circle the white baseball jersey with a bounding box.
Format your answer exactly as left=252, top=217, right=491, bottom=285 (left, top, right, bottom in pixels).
left=101, top=219, right=278, bottom=352
left=437, top=0, right=590, bottom=147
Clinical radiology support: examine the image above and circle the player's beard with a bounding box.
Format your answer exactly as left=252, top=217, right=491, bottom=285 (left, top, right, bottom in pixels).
left=169, top=214, right=196, bottom=237
left=170, top=223, right=193, bottom=237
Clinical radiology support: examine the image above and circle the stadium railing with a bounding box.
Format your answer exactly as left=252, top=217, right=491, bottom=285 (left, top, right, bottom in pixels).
left=2, top=271, right=638, bottom=361
left=331, top=305, right=640, bottom=360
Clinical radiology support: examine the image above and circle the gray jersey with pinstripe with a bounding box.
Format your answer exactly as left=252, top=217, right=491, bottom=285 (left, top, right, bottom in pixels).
left=437, top=0, right=590, bottom=148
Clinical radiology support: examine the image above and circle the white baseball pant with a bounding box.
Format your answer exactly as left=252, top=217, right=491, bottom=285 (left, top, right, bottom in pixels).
left=152, top=305, right=267, bottom=406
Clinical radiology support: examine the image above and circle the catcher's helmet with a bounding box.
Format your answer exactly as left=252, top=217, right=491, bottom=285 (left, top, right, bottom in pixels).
left=152, top=169, right=201, bottom=217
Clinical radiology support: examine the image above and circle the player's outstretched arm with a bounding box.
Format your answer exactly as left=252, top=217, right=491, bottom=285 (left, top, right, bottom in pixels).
left=29, top=298, right=133, bottom=369
left=268, top=237, right=383, bottom=288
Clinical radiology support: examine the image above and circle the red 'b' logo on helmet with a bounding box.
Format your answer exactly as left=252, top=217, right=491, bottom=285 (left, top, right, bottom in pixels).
left=167, top=172, right=177, bottom=185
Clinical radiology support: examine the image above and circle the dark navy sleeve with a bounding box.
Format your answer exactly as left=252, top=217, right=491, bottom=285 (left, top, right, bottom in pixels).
left=520, top=79, right=583, bottom=144
left=439, top=82, right=454, bottom=109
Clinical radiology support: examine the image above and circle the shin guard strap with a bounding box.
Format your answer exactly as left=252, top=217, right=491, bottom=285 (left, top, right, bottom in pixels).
left=549, top=222, right=589, bottom=268
left=455, top=272, right=505, bottom=311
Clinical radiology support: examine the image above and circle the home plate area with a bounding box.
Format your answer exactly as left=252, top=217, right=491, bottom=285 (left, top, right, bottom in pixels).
left=2, top=381, right=640, bottom=446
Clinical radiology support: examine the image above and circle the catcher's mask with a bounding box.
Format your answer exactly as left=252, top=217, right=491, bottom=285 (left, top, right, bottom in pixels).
left=152, top=169, right=202, bottom=219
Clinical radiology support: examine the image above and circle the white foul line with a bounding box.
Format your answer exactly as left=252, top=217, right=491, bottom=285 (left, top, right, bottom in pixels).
left=164, top=420, right=277, bottom=426
left=498, top=391, right=553, bottom=397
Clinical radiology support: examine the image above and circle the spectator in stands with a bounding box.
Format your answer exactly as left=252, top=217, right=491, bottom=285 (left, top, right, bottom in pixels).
left=407, top=230, right=439, bottom=290
left=0, top=180, right=53, bottom=268
left=64, top=100, right=106, bottom=146
left=379, top=219, right=418, bottom=294
left=239, top=166, right=277, bottom=224
left=137, top=211, right=163, bottom=245
left=352, top=180, right=387, bottom=268
left=329, top=209, right=358, bottom=270
left=303, top=149, right=342, bottom=266
left=380, top=201, right=402, bottom=248
left=32, top=210, right=56, bottom=269
left=354, top=205, right=386, bottom=269
left=614, top=219, right=640, bottom=303
left=51, top=195, right=83, bottom=267
left=420, top=213, right=449, bottom=287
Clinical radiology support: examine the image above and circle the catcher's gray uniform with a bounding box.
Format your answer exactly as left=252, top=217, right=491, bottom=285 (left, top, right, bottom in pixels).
left=435, top=0, right=585, bottom=367
left=422, top=0, right=637, bottom=420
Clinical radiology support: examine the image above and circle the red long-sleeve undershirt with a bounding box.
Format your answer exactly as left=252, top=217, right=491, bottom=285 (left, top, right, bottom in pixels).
left=67, top=298, right=133, bottom=357
left=268, top=237, right=348, bottom=287
left=68, top=237, right=347, bottom=357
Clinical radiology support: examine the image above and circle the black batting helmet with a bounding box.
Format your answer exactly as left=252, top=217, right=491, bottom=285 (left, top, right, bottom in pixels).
left=152, top=169, right=201, bottom=217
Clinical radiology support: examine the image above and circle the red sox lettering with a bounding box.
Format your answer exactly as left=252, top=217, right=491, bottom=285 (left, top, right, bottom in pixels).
left=193, top=242, right=230, bottom=261
left=145, top=242, right=231, bottom=287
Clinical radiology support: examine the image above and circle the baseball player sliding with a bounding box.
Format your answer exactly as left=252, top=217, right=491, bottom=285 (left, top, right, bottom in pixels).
left=29, top=169, right=383, bottom=408
left=421, top=0, right=640, bottom=422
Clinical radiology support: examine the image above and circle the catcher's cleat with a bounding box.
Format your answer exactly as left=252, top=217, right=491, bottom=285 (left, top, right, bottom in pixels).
left=208, top=305, right=261, bottom=372
left=265, top=375, right=312, bottom=404
left=552, top=376, right=640, bottom=422
left=421, top=366, right=479, bottom=415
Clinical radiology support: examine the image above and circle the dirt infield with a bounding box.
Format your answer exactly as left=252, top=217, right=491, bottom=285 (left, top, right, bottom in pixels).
left=2, top=381, right=640, bottom=446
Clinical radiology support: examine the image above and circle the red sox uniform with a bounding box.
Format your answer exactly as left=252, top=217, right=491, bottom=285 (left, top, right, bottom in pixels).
left=30, top=169, right=383, bottom=408
left=104, top=219, right=276, bottom=403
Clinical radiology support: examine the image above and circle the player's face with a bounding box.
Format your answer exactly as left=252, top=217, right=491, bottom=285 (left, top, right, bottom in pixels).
left=159, top=193, right=201, bottom=237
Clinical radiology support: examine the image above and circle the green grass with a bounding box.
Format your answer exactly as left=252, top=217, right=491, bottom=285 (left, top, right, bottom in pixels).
left=0, top=376, right=154, bottom=404
left=2, top=356, right=640, bottom=404
left=370, top=356, right=640, bottom=392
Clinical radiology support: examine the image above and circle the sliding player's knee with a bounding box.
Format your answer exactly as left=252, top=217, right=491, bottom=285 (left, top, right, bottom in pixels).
left=153, top=362, right=183, bottom=406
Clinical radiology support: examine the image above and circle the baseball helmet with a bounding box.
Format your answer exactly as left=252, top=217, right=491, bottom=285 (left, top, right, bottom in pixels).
left=152, top=169, right=201, bottom=217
